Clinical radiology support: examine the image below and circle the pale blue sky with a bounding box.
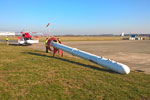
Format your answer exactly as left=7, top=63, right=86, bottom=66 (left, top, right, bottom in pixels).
left=0, top=0, right=150, bottom=35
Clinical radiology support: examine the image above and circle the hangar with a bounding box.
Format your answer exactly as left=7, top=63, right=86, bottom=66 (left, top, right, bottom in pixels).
left=0, top=32, right=15, bottom=36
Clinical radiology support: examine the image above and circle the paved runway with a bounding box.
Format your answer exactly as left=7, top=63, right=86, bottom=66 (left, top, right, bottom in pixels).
left=30, top=40, right=150, bottom=74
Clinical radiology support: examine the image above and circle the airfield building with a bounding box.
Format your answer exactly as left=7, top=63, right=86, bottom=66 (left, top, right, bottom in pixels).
left=0, top=32, right=15, bottom=37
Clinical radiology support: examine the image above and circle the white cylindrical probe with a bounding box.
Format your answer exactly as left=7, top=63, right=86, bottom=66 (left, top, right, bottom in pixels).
left=51, top=42, right=130, bottom=74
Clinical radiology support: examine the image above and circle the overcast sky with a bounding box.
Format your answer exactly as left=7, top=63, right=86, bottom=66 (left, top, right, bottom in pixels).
left=0, top=0, right=150, bottom=35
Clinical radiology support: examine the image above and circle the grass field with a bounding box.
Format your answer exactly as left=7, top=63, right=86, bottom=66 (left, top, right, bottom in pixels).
left=39, top=36, right=124, bottom=42
left=1, top=36, right=149, bottom=42
left=0, top=42, right=150, bottom=100
left=0, top=36, right=123, bottom=42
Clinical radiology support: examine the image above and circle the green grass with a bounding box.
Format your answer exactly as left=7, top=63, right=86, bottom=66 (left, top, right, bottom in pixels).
left=39, top=36, right=124, bottom=42
left=0, top=42, right=150, bottom=100
left=1, top=36, right=149, bottom=42
left=0, top=36, right=124, bottom=42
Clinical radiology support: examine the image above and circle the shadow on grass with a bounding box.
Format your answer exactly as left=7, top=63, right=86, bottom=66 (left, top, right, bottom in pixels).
left=9, top=43, right=19, bottom=46
left=22, top=52, right=116, bottom=74
left=9, top=43, right=32, bottom=46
